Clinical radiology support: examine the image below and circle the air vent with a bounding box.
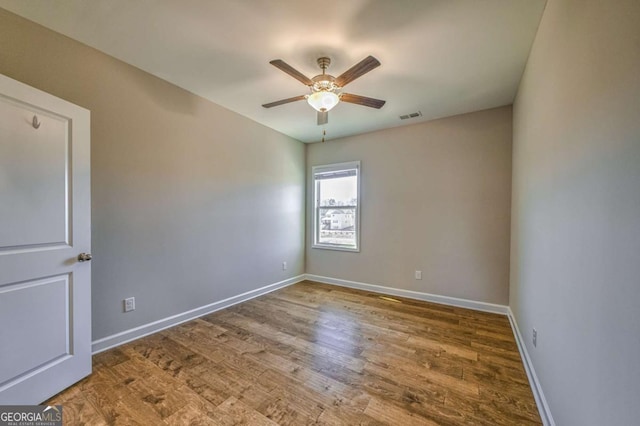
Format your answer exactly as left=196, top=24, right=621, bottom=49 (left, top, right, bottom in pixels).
left=399, top=111, right=423, bottom=120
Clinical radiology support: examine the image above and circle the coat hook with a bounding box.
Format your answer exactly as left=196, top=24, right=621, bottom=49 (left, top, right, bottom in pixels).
left=32, top=115, right=41, bottom=129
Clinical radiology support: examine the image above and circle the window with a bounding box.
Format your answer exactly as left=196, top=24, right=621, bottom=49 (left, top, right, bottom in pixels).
left=312, top=161, right=360, bottom=252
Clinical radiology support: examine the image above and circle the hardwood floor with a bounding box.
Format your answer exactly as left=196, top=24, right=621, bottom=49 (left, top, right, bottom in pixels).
left=47, top=281, right=541, bottom=425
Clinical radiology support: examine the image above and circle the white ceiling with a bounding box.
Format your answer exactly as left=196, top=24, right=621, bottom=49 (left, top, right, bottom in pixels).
left=0, top=0, right=546, bottom=143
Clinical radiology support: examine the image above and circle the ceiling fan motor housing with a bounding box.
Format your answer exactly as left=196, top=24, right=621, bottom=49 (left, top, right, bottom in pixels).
left=311, top=74, right=339, bottom=92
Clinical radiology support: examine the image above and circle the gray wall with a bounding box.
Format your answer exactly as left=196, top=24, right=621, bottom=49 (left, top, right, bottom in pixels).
left=510, top=0, right=640, bottom=424
left=307, top=106, right=513, bottom=305
left=0, top=9, right=306, bottom=340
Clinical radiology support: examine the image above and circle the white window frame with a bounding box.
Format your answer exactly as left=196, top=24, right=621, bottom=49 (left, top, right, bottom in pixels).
left=312, top=161, right=361, bottom=252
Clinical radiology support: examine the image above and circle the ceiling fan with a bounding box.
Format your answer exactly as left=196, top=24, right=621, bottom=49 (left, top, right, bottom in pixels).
left=262, top=56, right=386, bottom=125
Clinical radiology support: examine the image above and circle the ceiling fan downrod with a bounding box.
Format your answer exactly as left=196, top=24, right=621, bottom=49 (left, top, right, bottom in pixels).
left=317, top=57, right=331, bottom=74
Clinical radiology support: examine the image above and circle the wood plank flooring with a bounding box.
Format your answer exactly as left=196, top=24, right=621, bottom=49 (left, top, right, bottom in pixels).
left=47, top=281, right=541, bottom=425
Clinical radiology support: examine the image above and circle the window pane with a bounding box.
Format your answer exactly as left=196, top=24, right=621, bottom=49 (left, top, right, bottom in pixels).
left=318, top=207, right=356, bottom=248
left=318, top=175, right=357, bottom=207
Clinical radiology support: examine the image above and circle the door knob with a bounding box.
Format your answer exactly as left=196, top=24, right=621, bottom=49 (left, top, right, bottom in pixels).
left=78, top=253, right=92, bottom=262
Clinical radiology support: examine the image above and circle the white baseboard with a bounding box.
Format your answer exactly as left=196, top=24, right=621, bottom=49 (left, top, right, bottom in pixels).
left=507, top=308, right=555, bottom=426
left=304, top=274, right=509, bottom=315
left=91, top=274, right=305, bottom=354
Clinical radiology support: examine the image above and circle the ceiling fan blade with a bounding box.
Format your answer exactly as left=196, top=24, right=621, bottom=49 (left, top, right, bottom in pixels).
left=269, top=60, right=313, bottom=86
left=335, top=56, right=381, bottom=87
left=262, top=95, right=306, bottom=108
left=340, top=93, right=386, bottom=109
left=317, top=111, right=328, bottom=125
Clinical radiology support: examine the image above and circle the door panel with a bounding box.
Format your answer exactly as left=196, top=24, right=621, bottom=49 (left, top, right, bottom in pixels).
left=0, top=275, right=70, bottom=384
left=0, top=74, right=91, bottom=404
left=0, top=98, right=70, bottom=249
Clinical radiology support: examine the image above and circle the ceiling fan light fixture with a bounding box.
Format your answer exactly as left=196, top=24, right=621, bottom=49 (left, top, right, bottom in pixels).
left=307, top=91, right=339, bottom=112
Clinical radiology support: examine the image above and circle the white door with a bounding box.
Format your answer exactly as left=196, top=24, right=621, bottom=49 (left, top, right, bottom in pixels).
left=0, top=74, right=91, bottom=404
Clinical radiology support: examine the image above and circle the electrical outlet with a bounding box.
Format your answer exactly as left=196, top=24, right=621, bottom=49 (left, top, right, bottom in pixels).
left=532, top=328, right=537, bottom=347
left=282, top=261, right=287, bottom=271
left=124, top=297, right=135, bottom=312
left=415, top=270, right=422, bottom=280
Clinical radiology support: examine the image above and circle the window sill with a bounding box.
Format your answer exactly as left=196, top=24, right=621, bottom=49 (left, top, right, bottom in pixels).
left=312, top=244, right=360, bottom=253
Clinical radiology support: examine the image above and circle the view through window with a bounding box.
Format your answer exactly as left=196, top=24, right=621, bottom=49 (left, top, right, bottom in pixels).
left=312, top=161, right=360, bottom=251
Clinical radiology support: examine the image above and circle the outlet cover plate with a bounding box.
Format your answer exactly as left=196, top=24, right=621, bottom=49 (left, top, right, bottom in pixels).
left=124, top=297, right=135, bottom=312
